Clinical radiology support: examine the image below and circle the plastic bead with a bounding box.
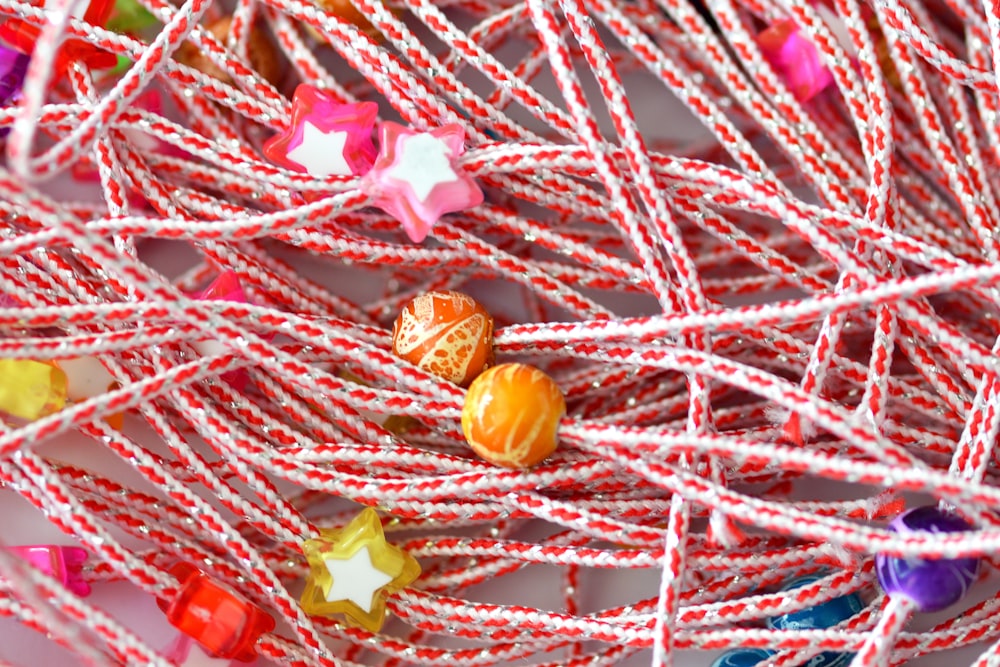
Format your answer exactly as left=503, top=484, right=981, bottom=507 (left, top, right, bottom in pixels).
left=0, top=0, right=116, bottom=70
left=193, top=270, right=246, bottom=303
left=106, top=0, right=158, bottom=35
left=875, top=506, right=980, bottom=613
left=757, top=19, right=834, bottom=102
left=263, top=84, right=378, bottom=178
left=176, top=17, right=281, bottom=87
left=301, top=507, right=421, bottom=632
left=56, top=356, right=116, bottom=402
left=461, top=363, right=565, bottom=468
left=163, top=634, right=242, bottom=666
left=8, top=545, right=90, bottom=596
left=0, top=359, right=67, bottom=424
left=710, top=649, right=774, bottom=667
left=158, top=562, right=275, bottom=662
left=391, top=290, right=494, bottom=387
left=187, top=271, right=260, bottom=391
left=312, top=0, right=379, bottom=36
left=768, top=574, right=863, bottom=667
left=54, top=356, right=123, bottom=429
left=366, top=122, right=484, bottom=243
left=0, top=45, right=29, bottom=107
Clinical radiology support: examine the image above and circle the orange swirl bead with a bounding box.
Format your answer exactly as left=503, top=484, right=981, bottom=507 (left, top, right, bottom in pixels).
left=461, top=363, right=565, bottom=469
left=391, top=291, right=494, bottom=387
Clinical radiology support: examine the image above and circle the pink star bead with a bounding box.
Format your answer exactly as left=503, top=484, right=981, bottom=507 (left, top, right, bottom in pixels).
left=263, top=84, right=378, bottom=178
left=367, top=122, right=484, bottom=243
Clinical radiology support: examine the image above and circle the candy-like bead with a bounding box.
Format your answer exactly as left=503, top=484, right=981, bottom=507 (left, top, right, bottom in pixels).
left=757, top=19, right=834, bottom=102
left=263, top=85, right=379, bottom=179
left=311, top=0, right=381, bottom=37
left=164, top=634, right=242, bottom=667
left=768, top=574, right=863, bottom=667
left=0, top=45, right=28, bottom=107
left=158, top=563, right=275, bottom=662
left=106, top=0, right=158, bottom=35
left=367, top=122, right=484, bottom=243
left=187, top=271, right=259, bottom=391
left=392, top=291, right=494, bottom=387
left=0, top=359, right=67, bottom=424
left=710, top=649, right=774, bottom=667
left=194, top=270, right=246, bottom=303
left=0, top=0, right=116, bottom=70
left=54, top=356, right=124, bottom=429
left=768, top=574, right=863, bottom=630
left=176, top=17, right=281, bottom=87
left=301, top=508, right=421, bottom=632
left=875, top=506, right=980, bottom=613
left=461, top=363, right=565, bottom=468
left=8, top=545, right=90, bottom=597
left=56, top=356, right=116, bottom=402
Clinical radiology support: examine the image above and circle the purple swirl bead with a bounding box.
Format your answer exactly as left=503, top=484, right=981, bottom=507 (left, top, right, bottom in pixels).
left=874, top=506, right=980, bottom=613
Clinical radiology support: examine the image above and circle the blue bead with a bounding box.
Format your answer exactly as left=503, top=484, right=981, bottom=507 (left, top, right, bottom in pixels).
left=768, top=575, right=864, bottom=631
left=875, top=506, right=980, bottom=613
left=710, top=649, right=774, bottom=667
left=767, top=574, right=864, bottom=667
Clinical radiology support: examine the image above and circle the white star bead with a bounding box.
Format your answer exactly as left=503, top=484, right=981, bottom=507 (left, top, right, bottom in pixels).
left=58, top=356, right=115, bottom=402
left=323, top=545, right=394, bottom=613
left=385, top=133, right=459, bottom=201
left=287, top=120, right=351, bottom=177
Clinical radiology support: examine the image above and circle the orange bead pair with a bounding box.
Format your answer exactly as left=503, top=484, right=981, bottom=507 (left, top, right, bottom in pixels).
left=391, top=291, right=564, bottom=469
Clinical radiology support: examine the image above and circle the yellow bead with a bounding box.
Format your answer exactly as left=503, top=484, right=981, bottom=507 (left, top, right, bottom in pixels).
left=392, top=291, right=494, bottom=387
left=0, top=359, right=67, bottom=424
left=301, top=508, right=421, bottom=632
left=461, top=363, right=565, bottom=468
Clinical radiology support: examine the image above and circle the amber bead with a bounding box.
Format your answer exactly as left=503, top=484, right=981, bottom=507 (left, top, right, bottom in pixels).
left=461, top=363, right=565, bottom=468
left=304, top=0, right=396, bottom=41
left=176, top=17, right=281, bottom=87
left=0, top=359, right=67, bottom=425
left=392, top=291, right=494, bottom=387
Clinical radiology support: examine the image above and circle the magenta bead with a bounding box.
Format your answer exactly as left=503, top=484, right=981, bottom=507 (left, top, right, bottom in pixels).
left=8, top=545, right=90, bottom=596
left=875, top=506, right=979, bottom=612
left=0, top=44, right=27, bottom=107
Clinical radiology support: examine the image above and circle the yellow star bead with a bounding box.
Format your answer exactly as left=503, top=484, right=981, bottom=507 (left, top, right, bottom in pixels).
left=0, top=359, right=67, bottom=424
left=301, top=508, right=420, bottom=632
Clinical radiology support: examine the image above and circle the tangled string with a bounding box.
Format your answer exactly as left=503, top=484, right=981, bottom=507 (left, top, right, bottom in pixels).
left=2, top=0, right=1000, bottom=664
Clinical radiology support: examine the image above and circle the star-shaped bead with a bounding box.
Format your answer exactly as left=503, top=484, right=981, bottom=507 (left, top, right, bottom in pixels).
left=301, top=507, right=421, bottom=632
left=263, top=84, right=378, bottom=179
left=366, top=122, right=484, bottom=243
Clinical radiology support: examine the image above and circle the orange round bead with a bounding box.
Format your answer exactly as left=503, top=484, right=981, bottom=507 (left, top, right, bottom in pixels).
left=176, top=17, right=281, bottom=87
left=461, top=363, right=565, bottom=468
left=391, top=291, right=494, bottom=387
left=312, top=0, right=381, bottom=37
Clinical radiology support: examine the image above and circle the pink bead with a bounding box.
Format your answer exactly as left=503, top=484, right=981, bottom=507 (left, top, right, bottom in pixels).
left=366, top=122, right=484, bottom=243
left=188, top=272, right=254, bottom=391
left=8, top=545, right=90, bottom=597
left=193, top=271, right=247, bottom=303
left=758, top=19, right=834, bottom=102
left=263, top=84, right=379, bottom=179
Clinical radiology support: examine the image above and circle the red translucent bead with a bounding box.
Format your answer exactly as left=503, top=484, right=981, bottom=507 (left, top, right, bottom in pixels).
left=0, top=0, right=117, bottom=71
left=157, top=563, right=275, bottom=663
